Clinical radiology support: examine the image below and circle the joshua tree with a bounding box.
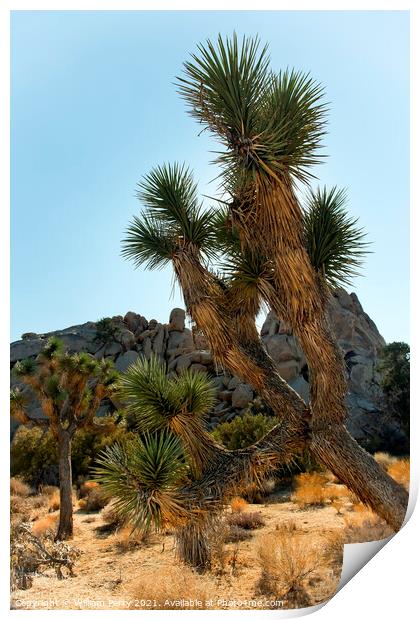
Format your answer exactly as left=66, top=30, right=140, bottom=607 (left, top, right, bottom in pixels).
left=120, top=34, right=408, bottom=531
left=10, top=337, right=118, bottom=540
left=95, top=356, right=238, bottom=570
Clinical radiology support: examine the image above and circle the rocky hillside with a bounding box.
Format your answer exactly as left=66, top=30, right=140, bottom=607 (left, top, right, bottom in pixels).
left=10, top=288, right=406, bottom=451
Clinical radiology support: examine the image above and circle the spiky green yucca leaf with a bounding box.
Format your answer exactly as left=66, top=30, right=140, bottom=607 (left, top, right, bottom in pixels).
left=256, top=70, right=327, bottom=182
left=123, top=165, right=216, bottom=271
left=137, top=163, right=198, bottom=226
left=118, top=356, right=216, bottom=430
left=172, top=370, right=217, bottom=420
left=38, top=336, right=65, bottom=360
left=122, top=213, right=178, bottom=271
left=118, top=356, right=177, bottom=431
left=303, top=186, right=370, bottom=288
left=178, top=34, right=270, bottom=146
left=137, top=164, right=215, bottom=249
left=117, top=357, right=217, bottom=474
left=93, top=431, right=188, bottom=531
left=10, top=387, right=28, bottom=418
left=178, top=34, right=327, bottom=185
left=13, top=357, right=37, bottom=377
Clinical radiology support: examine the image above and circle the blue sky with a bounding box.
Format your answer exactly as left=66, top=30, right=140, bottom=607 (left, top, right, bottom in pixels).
left=11, top=10, right=409, bottom=343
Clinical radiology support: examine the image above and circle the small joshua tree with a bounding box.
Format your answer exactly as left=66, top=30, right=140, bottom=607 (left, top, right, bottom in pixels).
left=10, top=337, right=118, bottom=540
left=94, top=356, right=242, bottom=571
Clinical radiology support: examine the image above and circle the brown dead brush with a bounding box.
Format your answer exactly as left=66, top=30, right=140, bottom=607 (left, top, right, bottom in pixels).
left=112, top=527, right=149, bottom=552
left=226, top=510, right=265, bottom=530
left=224, top=525, right=253, bottom=543
left=32, top=514, right=59, bottom=537
left=321, top=529, right=344, bottom=573
left=374, top=452, right=397, bottom=471
left=11, top=522, right=81, bottom=590
left=48, top=490, right=61, bottom=512
left=240, top=478, right=276, bottom=503
left=78, top=486, right=108, bottom=512
left=11, top=477, right=32, bottom=497
left=10, top=495, right=32, bottom=525
left=39, top=485, right=59, bottom=497
left=291, top=472, right=327, bottom=508
left=344, top=507, right=393, bottom=543
left=128, top=566, right=216, bottom=610
left=99, top=500, right=127, bottom=531
left=256, top=525, right=319, bottom=608
left=79, top=480, right=100, bottom=497
left=387, top=459, right=409, bottom=490
left=230, top=496, right=248, bottom=513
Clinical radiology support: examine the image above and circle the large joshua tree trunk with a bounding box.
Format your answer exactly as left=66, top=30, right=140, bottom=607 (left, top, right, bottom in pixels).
left=231, top=177, right=408, bottom=529
left=56, top=430, right=74, bottom=540
left=173, top=238, right=408, bottom=531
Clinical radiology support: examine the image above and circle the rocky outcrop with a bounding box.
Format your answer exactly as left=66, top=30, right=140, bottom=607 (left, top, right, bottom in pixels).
left=10, top=289, right=406, bottom=451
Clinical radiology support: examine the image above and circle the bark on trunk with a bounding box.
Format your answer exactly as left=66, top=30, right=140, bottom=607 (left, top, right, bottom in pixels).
left=311, top=426, right=408, bottom=531
left=56, top=431, right=74, bottom=541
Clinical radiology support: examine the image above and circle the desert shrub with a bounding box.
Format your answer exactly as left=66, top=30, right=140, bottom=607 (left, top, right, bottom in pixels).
left=11, top=426, right=59, bottom=487
left=112, top=527, right=147, bottom=552
left=11, top=522, right=81, bottom=590
left=224, top=525, right=253, bottom=543
left=32, top=514, right=59, bottom=537
left=344, top=507, right=393, bottom=542
left=10, top=495, right=32, bottom=525
left=387, top=458, right=409, bottom=490
left=79, top=480, right=100, bottom=498
left=212, top=412, right=277, bottom=450
left=128, top=566, right=216, bottom=610
left=256, top=525, right=319, bottom=608
left=79, top=486, right=108, bottom=512
left=226, top=511, right=265, bottom=530
left=374, top=452, right=397, bottom=470
left=100, top=500, right=127, bottom=531
left=230, top=497, right=248, bottom=513
left=39, top=485, right=59, bottom=497
left=11, top=423, right=135, bottom=487
left=377, top=341, right=410, bottom=435
left=238, top=477, right=278, bottom=503
left=291, top=472, right=329, bottom=508
left=94, top=317, right=121, bottom=345
left=48, top=490, right=60, bottom=512
left=11, top=477, right=32, bottom=497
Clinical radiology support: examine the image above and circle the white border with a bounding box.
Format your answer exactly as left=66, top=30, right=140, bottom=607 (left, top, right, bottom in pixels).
left=2, top=2, right=418, bottom=618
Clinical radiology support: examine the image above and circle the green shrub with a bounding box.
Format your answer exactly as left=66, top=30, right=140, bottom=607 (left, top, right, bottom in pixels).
left=11, top=421, right=135, bottom=488
left=212, top=412, right=277, bottom=450
left=94, top=317, right=121, bottom=345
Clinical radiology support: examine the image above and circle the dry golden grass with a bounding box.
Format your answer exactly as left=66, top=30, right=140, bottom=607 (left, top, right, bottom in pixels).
left=374, top=452, right=397, bottom=470
left=387, top=459, right=409, bottom=490
left=10, top=477, right=32, bottom=497
left=32, top=514, right=59, bottom=537
left=291, top=472, right=351, bottom=509
left=48, top=490, right=60, bottom=512
left=344, top=505, right=393, bottom=543
left=127, top=566, right=216, bottom=610
left=230, top=497, right=248, bottom=513
left=39, top=485, right=59, bottom=497
left=112, top=527, right=149, bottom=552
left=291, top=472, right=327, bottom=508
left=256, top=524, right=319, bottom=608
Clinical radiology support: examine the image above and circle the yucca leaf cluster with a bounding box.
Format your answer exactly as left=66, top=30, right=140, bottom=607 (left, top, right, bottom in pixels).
left=94, top=357, right=218, bottom=532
